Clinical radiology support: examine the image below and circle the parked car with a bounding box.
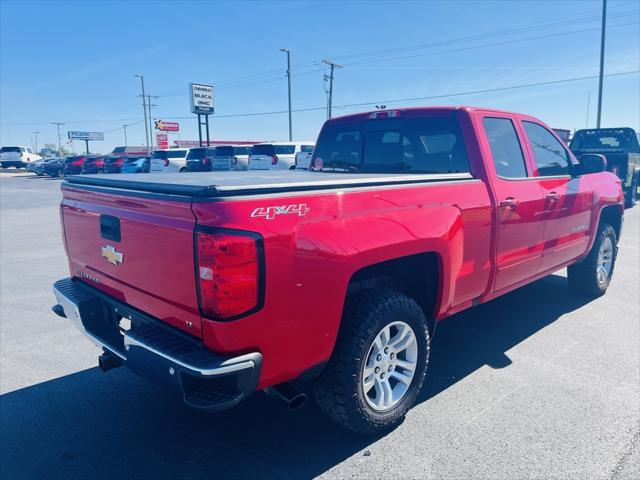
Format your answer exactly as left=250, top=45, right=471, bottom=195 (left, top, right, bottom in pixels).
left=248, top=142, right=315, bottom=170
left=203, top=145, right=252, bottom=171
left=149, top=149, right=189, bottom=173
left=81, top=156, right=106, bottom=174
left=1, top=146, right=41, bottom=168
left=63, top=156, right=87, bottom=175
left=570, top=127, right=640, bottom=207
left=121, top=156, right=150, bottom=173
left=294, top=145, right=315, bottom=170
left=42, top=157, right=66, bottom=177
left=27, top=158, right=47, bottom=175
left=104, top=156, right=126, bottom=173
left=184, top=147, right=210, bottom=172
left=53, top=106, right=623, bottom=435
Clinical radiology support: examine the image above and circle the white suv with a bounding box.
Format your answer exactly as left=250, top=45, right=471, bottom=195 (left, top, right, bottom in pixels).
left=1, top=146, right=42, bottom=168
left=248, top=142, right=315, bottom=170
left=149, top=149, right=189, bottom=173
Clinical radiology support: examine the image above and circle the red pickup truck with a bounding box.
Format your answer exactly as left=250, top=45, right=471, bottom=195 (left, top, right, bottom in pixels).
left=52, top=107, right=624, bottom=435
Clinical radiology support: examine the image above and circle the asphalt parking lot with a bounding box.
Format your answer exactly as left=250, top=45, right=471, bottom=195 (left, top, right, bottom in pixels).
left=0, top=169, right=638, bottom=480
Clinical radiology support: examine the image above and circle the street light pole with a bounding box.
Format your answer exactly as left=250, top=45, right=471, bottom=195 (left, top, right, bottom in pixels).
left=147, top=94, right=158, bottom=151
left=280, top=48, right=292, bottom=141
left=33, top=131, right=40, bottom=154
left=122, top=124, right=129, bottom=147
left=134, top=74, right=150, bottom=154
left=322, top=59, right=342, bottom=119
left=596, top=0, right=607, bottom=128
left=52, top=122, right=64, bottom=157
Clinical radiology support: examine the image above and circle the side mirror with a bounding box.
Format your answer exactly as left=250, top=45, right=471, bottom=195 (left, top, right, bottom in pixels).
left=577, top=154, right=607, bottom=175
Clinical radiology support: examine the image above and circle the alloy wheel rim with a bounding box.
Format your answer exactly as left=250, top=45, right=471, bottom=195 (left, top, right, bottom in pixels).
left=361, top=321, right=418, bottom=412
left=596, top=236, right=613, bottom=285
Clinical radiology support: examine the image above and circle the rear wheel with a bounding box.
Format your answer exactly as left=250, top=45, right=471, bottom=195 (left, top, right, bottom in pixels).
left=568, top=223, right=617, bottom=296
left=314, top=290, right=430, bottom=435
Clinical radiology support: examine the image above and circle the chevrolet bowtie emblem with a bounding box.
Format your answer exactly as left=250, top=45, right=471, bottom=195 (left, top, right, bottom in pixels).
left=101, top=245, right=123, bottom=266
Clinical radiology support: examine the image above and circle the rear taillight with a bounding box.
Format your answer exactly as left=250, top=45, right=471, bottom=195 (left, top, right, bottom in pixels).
left=203, top=156, right=210, bottom=165
left=164, top=158, right=169, bottom=166
left=73, top=159, right=83, bottom=166
left=271, top=154, right=278, bottom=165
left=196, top=230, right=263, bottom=319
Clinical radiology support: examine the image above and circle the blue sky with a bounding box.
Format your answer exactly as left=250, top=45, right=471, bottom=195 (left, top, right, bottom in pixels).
left=1, top=0, right=638, bottom=154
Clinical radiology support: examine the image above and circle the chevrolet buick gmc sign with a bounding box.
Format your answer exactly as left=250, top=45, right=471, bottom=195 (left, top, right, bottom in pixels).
left=67, top=131, right=104, bottom=141
left=190, top=83, right=214, bottom=115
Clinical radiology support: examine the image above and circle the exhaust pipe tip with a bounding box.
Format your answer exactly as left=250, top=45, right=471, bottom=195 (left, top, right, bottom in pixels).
left=264, top=383, right=308, bottom=411
left=98, top=351, right=123, bottom=372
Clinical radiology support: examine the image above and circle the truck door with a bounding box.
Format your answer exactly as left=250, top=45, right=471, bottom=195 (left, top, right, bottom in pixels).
left=519, top=120, right=595, bottom=271
left=481, top=116, right=547, bottom=292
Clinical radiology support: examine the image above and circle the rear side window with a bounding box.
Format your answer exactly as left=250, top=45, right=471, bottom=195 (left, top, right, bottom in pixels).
left=522, top=121, right=570, bottom=177
left=312, top=116, right=469, bottom=174
left=1, top=147, right=21, bottom=153
left=275, top=145, right=296, bottom=155
left=483, top=117, right=528, bottom=178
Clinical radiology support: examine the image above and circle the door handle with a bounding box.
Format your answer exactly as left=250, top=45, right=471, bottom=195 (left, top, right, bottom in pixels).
left=499, top=197, right=519, bottom=209
left=546, top=192, right=559, bottom=203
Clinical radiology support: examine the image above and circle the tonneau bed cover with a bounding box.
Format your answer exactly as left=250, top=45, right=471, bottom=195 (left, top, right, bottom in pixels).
left=64, top=171, right=474, bottom=198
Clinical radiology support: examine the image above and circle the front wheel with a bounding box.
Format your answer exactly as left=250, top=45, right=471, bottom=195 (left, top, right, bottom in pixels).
left=568, top=223, right=617, bottom=296
left=314, top=290, right=430, bottom=435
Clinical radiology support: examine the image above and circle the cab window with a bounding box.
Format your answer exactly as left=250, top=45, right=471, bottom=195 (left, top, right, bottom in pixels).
left=483, top=117, right=528, bottom=178
left=522, top=121, right=571, bottom=177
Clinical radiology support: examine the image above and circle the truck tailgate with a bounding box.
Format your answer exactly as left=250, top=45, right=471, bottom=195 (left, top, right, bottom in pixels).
left=61, top=185, right=202, bottom=337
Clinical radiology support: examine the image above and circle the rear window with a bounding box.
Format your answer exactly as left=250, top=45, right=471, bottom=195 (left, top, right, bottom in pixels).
left=570, top=129, right=636, bottom=151
left=112, top=147, right=126, bottom=154
left=186, top=148, right=207, bottom=160
left=234, top=146, right=251, bottom=155
left=312, top=116, right=470, bottom=174
left=214, top=146, right=235, bottom=157
left=275, top=145, right=296, bottom=155
left=300, top=145, right=314, bottom=153
left=65, top=156, right=83, bottom=163
left=1, top=147, right=21, bottom=153
left=252, top=144, right=275, bottom=155
left=153, top=150, right=186, bottom=159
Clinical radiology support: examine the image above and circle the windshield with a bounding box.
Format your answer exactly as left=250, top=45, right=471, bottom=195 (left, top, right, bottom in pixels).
left=186, top=148, right=207, bottom=160
left=570, top=129, right=637, bottom=151
left=312, top=115, right=470, bottom=174
left=153, top=150, right=186, bottom=159
left=214, top=146, right=234, bottom=157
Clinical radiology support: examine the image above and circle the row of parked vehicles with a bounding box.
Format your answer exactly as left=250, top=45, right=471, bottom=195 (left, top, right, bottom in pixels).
left=19, top=141, right=316, bottom=178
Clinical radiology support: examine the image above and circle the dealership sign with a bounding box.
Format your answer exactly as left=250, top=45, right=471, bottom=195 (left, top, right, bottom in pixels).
left=190, top=83, right=214, bottom=114
left=156, top=133, right=169, bottom=150
left=154, top=120, right=180, bottom=132
left=67, top=131, right=104, bottom=141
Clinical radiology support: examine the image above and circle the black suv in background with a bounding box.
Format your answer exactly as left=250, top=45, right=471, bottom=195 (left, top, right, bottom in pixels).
left=570, top=128, right=640, bottom=207
left=63, top=156, right=87, bottom=175
left=184, top=147, right=210, bottom=172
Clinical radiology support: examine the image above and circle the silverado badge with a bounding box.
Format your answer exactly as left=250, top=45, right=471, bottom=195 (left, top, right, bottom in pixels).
left=101, top=245, right=123, bottom=266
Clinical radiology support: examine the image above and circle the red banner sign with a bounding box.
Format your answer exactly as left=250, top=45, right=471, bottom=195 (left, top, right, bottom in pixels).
left=156, top=133, right=169, bottom=150
left=154, top=120, right=180, bottom=132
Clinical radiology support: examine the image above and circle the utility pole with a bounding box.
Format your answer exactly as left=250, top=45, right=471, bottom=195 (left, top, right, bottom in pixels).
left=596, top=0, right=607, bottom=128
left=585, top=90, right=591, bottom=128
left=322, top=59, right=342, bottom=119
left=280, top=48, right=292, bottom=141
left=122, top=124, right=130, bottom=147
left=33, top=131, right=40, bottom=154
left=52, top=122, right=64, bottom=157
left=134, top=74, right=150, bottom=154
left=147, top=94, right=158, bottom=151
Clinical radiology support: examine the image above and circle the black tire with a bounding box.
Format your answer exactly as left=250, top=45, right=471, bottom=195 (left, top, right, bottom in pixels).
left=568, top=223, right=617, bottom=297
left=625, top=173, right=638, bottom=208
left=314, top=289, right=430, bottom=435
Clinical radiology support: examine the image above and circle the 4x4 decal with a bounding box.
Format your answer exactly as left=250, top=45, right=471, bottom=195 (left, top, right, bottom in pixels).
left=251, top=203, right=309, bottom=220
